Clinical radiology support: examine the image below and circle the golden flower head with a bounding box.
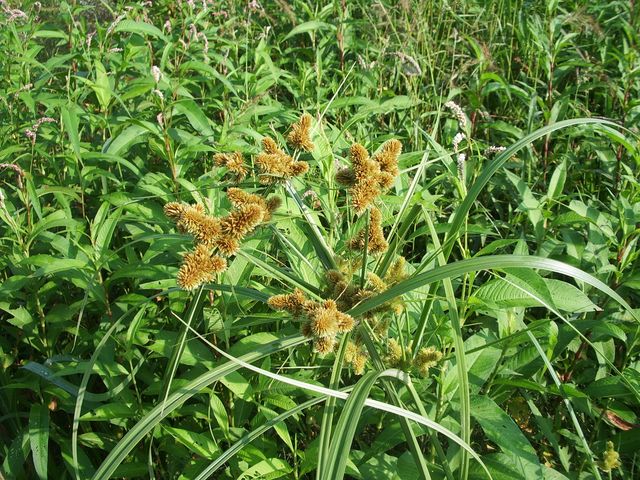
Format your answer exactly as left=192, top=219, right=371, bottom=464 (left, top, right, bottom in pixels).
left=177, top=245, right=227, bottom=290
left=213, top=236, right=240, bottom=256
left=335, top=311, right=355, bottom=333
left=367, top=272, right=387, bottom=293
left=262, top=137, right=283, bottom=155
left=226, top=188, right=280, bottom=222
left=268, top=288, right=310, bottom=317
left=344, top=341, right=359, bottom=363
left=287, top=113, right=314, bottom=152
left=313, top=335, right=336, bottom=355
left=164, top=201, right=187, bottom=221
left=193, top=216, right=222, bottom=247
left=309, top=308, right=338, bottom=337
left=414, top=346, right=443, bottom=377
left=385, top=338, right=403, bottom=367
left=350, top=177, right=381, bottom=215
left=373, top=139, right=401, bottom=187
left=351, top=352, right=367, bottom=375
left=385, top=256, right=407, bottom=285
left=348, top=206, right=388, bottom=254
left=214, top=152, right=248, bottom=182
left=219, top=204, right=266, bottom=240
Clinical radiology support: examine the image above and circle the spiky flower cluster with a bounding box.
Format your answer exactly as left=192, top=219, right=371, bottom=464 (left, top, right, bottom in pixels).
left=385, top=340, right=442, bottom=377
left=268, top=289, right=355, bottom=355
left=348, top=206, right=388, bottom=254
left=600, top=441, right=621, bottom=472
left=256, top=137, right=309, bottom=184
left=414, top=346, right=443, bottom=377
left=345, top=340, right=368, bottom=375
left=326, top=257, right=408, bottom=317
left=214, top=152, right=248, bottom=182
left=165, top=189, right=278, bottom=290
left=335, top=140, right=402, bottom=214
left=287, top=113, right=314, bottom=152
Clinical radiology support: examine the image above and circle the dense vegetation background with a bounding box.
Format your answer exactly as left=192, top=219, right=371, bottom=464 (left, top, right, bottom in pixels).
left=0, top=0, right=639, bottom=479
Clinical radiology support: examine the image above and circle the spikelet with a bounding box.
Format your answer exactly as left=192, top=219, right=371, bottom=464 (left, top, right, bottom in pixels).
left=268, top=288, right=310, bottom=317
left=601, top=441, right=621, bottom=472
left=308, top=308, right=338, bottom=337
left=265, top=196, right=282, bottom=215
left=385, top=338, right=403, bottom=367
left=367, top=272, right=387, bottom=293
left=213, top=236, right=240, bottom=256
left=177, top=245, right=227, bottom=290
left=214, top=152, right=248, bottom=181
left=192, top=215, right=221, bottom=247
left=344, top=341, right=359, bottom=363
left=335, top=311, right=355, bottom=333
left=262, top=137, right=283, bottom=155
left=175, top=203, right=207, bottom=235
left=164, top=201, right=187, bottom=221
left=313, top=335, right=337, bottom=355
left=351, top=351, right=367, bottom=375
left=300, top=321, right=313, bottom=338
left=373, top=139, right=401, bottom=188
left=288, top=161, right=309, bottom=176
left=219, top=204, right=265, bottom=239
left=325, top=270, right=345, bottom=288
left=385, top=256, right=407, bottom=285
left=350, top=143, right=371, bottom=177
left=341, top=141, right=401, bottom=214
left=226, top=188, right=280, bottom=222
left=350, top=177, right=381, bottom=214
left=414, top=346, right=443, bottom=377
left=287, top=113, right=314, bottom=152
left=349, top=207, right=388, bottom=254
left=226, top=187, right=263, bottom=209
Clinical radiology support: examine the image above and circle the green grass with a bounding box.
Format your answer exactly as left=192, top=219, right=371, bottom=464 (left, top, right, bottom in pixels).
left=1, top=1, right=639, bottom=479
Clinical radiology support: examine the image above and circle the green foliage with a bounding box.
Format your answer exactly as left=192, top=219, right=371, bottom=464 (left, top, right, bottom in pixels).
left=1, top=0, right=639, bottom=479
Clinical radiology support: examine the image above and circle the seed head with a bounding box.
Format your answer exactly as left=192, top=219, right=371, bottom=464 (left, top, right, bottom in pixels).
left=268, top=288, right=309, bottom=317
left=214, top=152, right=248, bottom=182
left=601, top=441, right=621, bottom=472
left=219, top=204, right=265, bottom=239
left=313, top=335, right=336, bottom=355
left=287, top=113, right=314, bottom=152
left=414, top=346, right=442, bottom=377
left=177, top=245, right=227, bottom=290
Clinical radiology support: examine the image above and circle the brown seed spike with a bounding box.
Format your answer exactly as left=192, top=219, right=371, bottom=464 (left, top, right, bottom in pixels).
left=219, top=204, right=265, bottom=240
left=287, top=113, right=314, bottom=152
left=309, top=309, right=338, bottom=337
left=214, top=152, right=248, bottom=182
left=214, top=236, right=240, bottom=256
left=177, top=245, right=226, bottom=290
left=261, top=137, right=282, bottom=155
left=313, top=336, right=336, bottom=355
left=164, top=202, right=187, bottom=221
